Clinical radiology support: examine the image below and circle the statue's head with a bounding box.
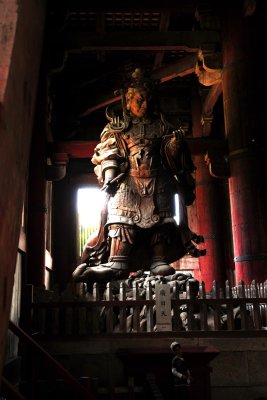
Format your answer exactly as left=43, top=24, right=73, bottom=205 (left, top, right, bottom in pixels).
left=124, top=68, right=157, bottom=118
left=126, top=86, right=148, bottom=118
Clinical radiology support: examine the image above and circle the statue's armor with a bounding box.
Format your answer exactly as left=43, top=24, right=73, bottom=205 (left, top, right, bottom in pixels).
left=107, top=117, right=176, bottom=228
left=72, top=73, right=205, bottom=284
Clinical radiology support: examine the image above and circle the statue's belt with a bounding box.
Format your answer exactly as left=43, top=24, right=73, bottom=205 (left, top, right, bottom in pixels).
left=129, top=168, right=158, bottom=178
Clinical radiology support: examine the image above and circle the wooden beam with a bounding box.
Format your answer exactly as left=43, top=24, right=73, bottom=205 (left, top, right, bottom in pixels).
left=153, top=12, right=171, bottom=70
left=151, top=53, right=197, bottom=82
left=55, top=31, right=220, bottom=53
left=80, top=95, right=121, bottom=117
left=96, top=11, right=105, bottom=63
left=66, top=0, right=197, bottom=12
left=48, top=141, right=98, bottom=159
left=49, top=137, right=227, bottom=160
left=202, top=82, right=222, bottom=117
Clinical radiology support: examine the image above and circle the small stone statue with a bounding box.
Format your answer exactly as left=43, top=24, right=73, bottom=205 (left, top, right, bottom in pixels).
left=72, top=67, right=205, bottom=284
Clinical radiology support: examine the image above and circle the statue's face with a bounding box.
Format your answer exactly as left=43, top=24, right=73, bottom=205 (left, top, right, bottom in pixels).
left=127, top=89, right=148, bottom=118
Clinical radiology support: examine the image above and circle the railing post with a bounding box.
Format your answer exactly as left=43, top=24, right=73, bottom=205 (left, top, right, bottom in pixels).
left=238, top=280, right=249, bottom=330
left=251, top=280, right=260, bottom=330
left=105, top=282, right=114, bottom=333
left=172, top=281, right=182, bottom=331
left=119, top=282, right=127, bottom=332
left=146, top=281, right=154, bottom=332
left=225, top=280, right=234, bottom=330
left=199, top=281, right=208, bottom=331
left=92, top=283, right=100, bottom=333
left=225, top=280, right=231, bottom=298
left=132, top=282, right=140, bottom=332
left=186, top=281, right=195, bottom=331
left=212, top=281, right=221, bottom=331
left=262, top=281, right=267, bottom=327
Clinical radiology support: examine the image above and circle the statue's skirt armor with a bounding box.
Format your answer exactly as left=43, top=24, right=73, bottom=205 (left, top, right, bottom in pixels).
left=107, top=173, right=176, bottom=228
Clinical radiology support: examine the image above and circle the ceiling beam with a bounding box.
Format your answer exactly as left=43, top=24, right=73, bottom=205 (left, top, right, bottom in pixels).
left=153, top=11, right=171, bottom=70
left=48, top=141, right=98, bottom=160
left=80, top=95, right=121, bottom=117
left=52, top=31, right=220, bottom=53
left=151, top=53, right=197, bottom=82
left=49, top=137, right=227, bottom=160
left=65, top=0, right=197, bottom=12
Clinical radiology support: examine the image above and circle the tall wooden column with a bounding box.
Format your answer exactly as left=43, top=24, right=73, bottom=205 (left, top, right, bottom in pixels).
left=222, top=2, right=267, bottom=284
left=0, top=0, right=46, bottom=377
left=52, top=172, right=79, bottom=292
left=26, top=58, right=48, bottom=288
left=27, top=126, right=47, bottom=287
left=192, top=92, right=226, bottom=291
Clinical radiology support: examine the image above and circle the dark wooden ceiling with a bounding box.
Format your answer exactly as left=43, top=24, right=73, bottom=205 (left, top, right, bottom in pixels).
left=44, top=0, right=222, bottom=145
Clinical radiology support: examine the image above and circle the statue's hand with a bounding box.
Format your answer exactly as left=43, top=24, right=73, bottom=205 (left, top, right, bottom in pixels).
left=101, top=172, right=125, bottom=194
left=102, top=166, right=117, bottom=194
left=101, top=179, right=115, bottom=194
left=173, top=127, right=185, bottom=141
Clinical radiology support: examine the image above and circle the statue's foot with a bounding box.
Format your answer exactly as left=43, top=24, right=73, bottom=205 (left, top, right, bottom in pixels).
left=150, top=260, right=175, bottom=276
left=107, top=261, right=129, bottom=280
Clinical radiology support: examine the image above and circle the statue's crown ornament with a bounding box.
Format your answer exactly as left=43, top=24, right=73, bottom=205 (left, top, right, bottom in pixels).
left=125, top=67, right=154, bottom=93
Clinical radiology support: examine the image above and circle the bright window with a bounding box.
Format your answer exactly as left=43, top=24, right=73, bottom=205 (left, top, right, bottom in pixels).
left=174, top=193, right=180, bottom=225
left=77, top=187, right=106, bottom=255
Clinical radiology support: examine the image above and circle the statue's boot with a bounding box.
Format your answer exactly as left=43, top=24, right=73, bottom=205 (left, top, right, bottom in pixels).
left=72, top=263, right=115, bottom=283
left=150, top=230, right=175, bottom=276
left=72, top=225, right=135, bottom=283
left=101, top=225, right=136, bottom=279
left=150, top=256, right=175, bottom=276
left=102, top=256, right=129, bottom=280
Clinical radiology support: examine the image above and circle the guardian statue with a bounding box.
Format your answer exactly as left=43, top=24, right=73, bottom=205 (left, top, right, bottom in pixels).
left=73, top=67, right=205, bottom=284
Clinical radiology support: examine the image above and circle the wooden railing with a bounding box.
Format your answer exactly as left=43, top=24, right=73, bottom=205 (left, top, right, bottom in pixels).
left=6, top=321, right=96, bottom=400
left=28, top=280, right=267, bottom=336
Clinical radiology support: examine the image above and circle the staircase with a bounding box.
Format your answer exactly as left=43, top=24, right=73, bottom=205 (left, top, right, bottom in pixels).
left=0, top=321, right=96, bottom=400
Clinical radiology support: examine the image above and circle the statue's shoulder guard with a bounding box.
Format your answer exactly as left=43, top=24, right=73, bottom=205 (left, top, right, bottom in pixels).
left=99, top=119, right=128, bottom=160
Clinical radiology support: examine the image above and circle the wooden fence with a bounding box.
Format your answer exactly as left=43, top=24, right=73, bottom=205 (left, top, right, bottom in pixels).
left=28, top=280, right=267, bottom=336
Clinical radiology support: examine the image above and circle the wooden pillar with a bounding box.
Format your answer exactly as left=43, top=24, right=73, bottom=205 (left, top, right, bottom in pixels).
left=195, top=159, right=227, bottom=291
left=192, top=92, right=226, bottom=291
left=27, top=128, right=47, bottom=287
left=0, top=0, right=46, bottom=378
left=52, top=173, right=79, bottom=291
left=26, top=61, right=48, bottom=288
left=222, top=2, right=267, bottom=284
